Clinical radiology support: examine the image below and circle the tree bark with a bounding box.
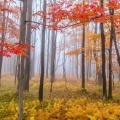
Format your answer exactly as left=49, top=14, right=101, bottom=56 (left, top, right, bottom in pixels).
left=63, top=32, right=66, bottom=80
left=0, top=0, right=5, bottom=86
left=100, top=0, right=107, bottom=101
left=24, top=0, right=33, bottom=91
left=75, top=28, right=78, bottom=79
left=113, top=30, right=120, bottom=66
left=15, top=56, right=18, bottom=85
left=18, top=0, right=27, bottom=119
left=50, top=31, right=57, bottom=92
left=46, top=29, right=50, bottom=78
left=39, top=0, right=46, bottom=101
left=108, top=7, right=114, bottom=99
left=81, top=24, right=85, bottom=89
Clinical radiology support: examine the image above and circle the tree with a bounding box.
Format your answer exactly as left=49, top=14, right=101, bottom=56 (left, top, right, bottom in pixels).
left=24, top=0, right=33, bottom=91
left=0, top=0, right=5, bottom=86
left=39, top=0, right=46, bottom=101
left=46, top=29, right=50, bottom=78
left=50, top=30, right=57, bottom=92
left=81, top=24, right=85, bottom=89
left=63, top=32, right=66, bottom=80
left=100, top=0, right=107, bottom=101
left=93, top=23, right=102, bottom=85
left=18, top=0, right=27, bottom=119
left=0, top=0, right=28, bottom=86
left=108, top=2, right=114, bottom=99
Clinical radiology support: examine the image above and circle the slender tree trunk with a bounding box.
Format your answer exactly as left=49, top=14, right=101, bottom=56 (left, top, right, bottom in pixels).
left=113, top=31, right=120, bottom=66
left=18, top=56, right=23, bottom=120
left=46, top=29, right=50, bottom=78
left=86, top=62, right=89, bottom=81
left=108, top=7, right=114, bottom=99
left=75, top=28, right=78, bottom=79
left=76, top=54, right=78, bottom=79
left=0, top=1, right=5, bottom=86
left=55, top=42, right=61, bottom=71
left=88, top=56, right=92, bottom=78
left=18, top=0, right=27, bottom=119
left=13, top=55, right=16, bottom=75
left=72, top=56, right=74, bottom=76
left=113, top=74, right=114, bottom=90
left=63, top=33, right=66, bottom=80
left=50, top=31, right=56, bottom=92
left=24, top=0, right=33, bottom=91
left=100, top=0, right=107, bottom=101
left=81, top=24, right=85, bottom=89
left=39, top=0, right=46, bottom=101
left=30, top=30, right=36, bottom=78
left=93, top=24, right=102, bottom=85
left=15, top=56, right=18, bottom=85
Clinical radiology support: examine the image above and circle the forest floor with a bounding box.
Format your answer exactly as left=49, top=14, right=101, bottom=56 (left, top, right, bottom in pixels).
left=0, top=75, right=120, bottom=120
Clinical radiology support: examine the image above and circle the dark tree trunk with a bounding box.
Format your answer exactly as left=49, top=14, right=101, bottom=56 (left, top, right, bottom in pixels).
left=108, top=7, right=114, bottom=99
left=39, top=0, right=46, bottom=101
left=24, top=0, right=33, bottom=91
left=81, top=24, right=85, bottom=89
left=113, top=30, right=120, bottom=66
left=100, top=0, right=107, bottom=101
left=18, top=0, right=27, bottom=119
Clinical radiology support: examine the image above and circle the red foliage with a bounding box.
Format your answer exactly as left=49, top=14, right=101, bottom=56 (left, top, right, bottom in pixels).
left=32, top=0, right=120, bottom=31
left=0, top=42, right=34, bottom=57
left=0, top=0, right=33, bottom=57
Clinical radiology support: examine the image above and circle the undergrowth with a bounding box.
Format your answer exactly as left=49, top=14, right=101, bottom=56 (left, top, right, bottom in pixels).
left=0, top=98, right=120, bottom=120
left=0, top=76, right=120, bottom=120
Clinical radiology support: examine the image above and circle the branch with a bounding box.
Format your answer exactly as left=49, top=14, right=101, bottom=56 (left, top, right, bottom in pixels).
left=25, top=15, right=103, bottom=29
left=25, top=20, right=81, bottom=28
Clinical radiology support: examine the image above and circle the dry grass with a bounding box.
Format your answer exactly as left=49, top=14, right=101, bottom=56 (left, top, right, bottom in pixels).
left=0, top=75, right=120, bottom=103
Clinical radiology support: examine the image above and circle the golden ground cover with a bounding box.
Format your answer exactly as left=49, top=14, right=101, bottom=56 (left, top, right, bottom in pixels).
left=0, top=75, right=120, bottom=120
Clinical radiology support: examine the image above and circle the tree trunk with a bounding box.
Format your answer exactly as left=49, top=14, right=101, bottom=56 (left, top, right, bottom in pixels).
left=108, top=7, right=114, bottom=99
left=81, top=24, right=85, bottom=89
left=15, top=56, right=18, bottom=85
left=75, top=28, right=78, bottom=79
left=46, top=29, right=50, bottom=78
left=30, top=30, right=36, bottom=78
left=93, top=24, right=102, bottom=85
left=39, top=0, right=46, bottom=101
left=24, top=0, right=33, bottom=91
left=0, top=1, right=5, bottom=86
left=86, top=62, right=89, bottom=81
left=50, top=31, right=57, bottom=92
left=100, top=0, right=107, bottom=101
left=113, top=30, right=120, bottom=66
left=18, top=0, right=27, bottom=119
left=63, top=32, right=66, bottom=80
